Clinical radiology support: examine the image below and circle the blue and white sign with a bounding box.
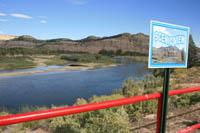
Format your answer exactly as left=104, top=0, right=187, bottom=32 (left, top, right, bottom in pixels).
left=148, top=21, right=190, bottom=68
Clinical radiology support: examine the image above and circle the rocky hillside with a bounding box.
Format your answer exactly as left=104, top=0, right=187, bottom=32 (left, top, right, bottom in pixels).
left=153, top=46, right=182, bottom=58
left=0, top=33, right=149, bottom=54
left=152, top=46, right=184, bottom=63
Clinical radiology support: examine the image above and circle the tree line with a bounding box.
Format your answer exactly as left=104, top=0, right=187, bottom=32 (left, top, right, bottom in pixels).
left=0, top=48, right=87, bottom=56
left=98, top=49, right=148, bottom=56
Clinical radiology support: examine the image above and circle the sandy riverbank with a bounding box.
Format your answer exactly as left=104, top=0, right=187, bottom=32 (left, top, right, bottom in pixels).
left=0, top=63, right=118, bottom=77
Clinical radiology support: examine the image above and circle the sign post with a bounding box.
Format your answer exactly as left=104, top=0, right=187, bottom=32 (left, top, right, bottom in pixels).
left=148, top=21, right=190, bottom=133
left=160, top=68, right=170, bottom=133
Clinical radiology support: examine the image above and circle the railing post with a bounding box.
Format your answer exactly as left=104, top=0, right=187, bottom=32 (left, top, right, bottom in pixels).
left=160, top=68, right=170, bottom=133
left=156, top=97, right=162, bottom=133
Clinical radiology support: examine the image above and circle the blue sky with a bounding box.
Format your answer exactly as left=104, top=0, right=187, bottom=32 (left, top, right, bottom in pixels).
left=0, top=0, right=199, bottom=47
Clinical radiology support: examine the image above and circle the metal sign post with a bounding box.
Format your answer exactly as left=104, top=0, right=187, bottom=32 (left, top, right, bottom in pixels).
left=160, top=68, right=170, bottom=133
left=148, top=20, right=190, bottom=133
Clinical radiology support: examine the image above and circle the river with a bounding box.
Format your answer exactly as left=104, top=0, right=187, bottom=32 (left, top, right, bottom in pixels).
left=0, top=58, right=150, bottom=109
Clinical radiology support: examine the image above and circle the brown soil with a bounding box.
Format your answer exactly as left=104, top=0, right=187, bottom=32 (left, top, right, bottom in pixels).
left=130, top=67, right=200, bottom=133
left=130, top=102, right=200, bottom=133
left=32, top=55, right=55, bottom=66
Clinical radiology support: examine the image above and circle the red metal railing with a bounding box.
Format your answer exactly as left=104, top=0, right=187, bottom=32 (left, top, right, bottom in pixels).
left=156, top=87, right=200, bottom=133
left=178, top=123, right=200, bottom=133
left=0, top=86, right=200, bottom=133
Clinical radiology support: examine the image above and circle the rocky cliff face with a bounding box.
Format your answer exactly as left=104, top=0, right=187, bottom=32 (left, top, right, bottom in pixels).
left=153, top=46, right=182, bottom=58
left=152, top=46, right=184, bottom=63
left=0, top=33, right=149, bottom=54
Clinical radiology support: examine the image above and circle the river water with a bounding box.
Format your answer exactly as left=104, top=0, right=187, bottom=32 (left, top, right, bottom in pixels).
left=0, top=59, right=150, bottom=109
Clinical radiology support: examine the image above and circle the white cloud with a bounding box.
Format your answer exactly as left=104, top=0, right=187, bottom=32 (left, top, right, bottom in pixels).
left=0, top=13, right=6, bottom=16
left=40, top=20, right=47, bottom=23
left=197, top=43, right=200, bottom=48
left=154, top=26, right=169, bottom=35
left=0, top=19, right=7, bottom=22
left=67, top=0, right=88, bottom=5
left=10, top=13, right=32, bottom=19
left=38, top=16, right=48, bottom=18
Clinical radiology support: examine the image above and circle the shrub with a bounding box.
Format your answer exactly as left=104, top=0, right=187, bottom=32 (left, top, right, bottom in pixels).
left=83, top=108, right=130, bottom=133
left=172, top=91, right=200, bottom=108
left=143, top=74, right=161, bottom=89
left=173, top=93, right=191, bottom=108
left=49, top=94, right=130, bottom=133
left=49, top=115, right=81, bottom=133
left=60, top=54, right=115, bottom=64
left=121, top=75, right=162, bottom=97
left=115, top=49, right=122, bottom=56
left=121, top=76, right=158, bottom=121
left=190, top=91, right=200, bottom=104
left=98, top=49, right=115, bottom=56
left=122, top=77, right=143, bottom=97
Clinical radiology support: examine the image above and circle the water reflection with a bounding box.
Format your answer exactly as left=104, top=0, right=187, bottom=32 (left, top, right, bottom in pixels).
left=0, top=65, right=68, bottom=74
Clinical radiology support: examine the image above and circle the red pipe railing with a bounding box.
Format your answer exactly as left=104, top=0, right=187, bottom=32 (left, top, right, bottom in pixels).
left=178, top=123, right=200, bottom=133
left=0, top=93, right=161, bottom=126
left=156, top=86, right=200, bottom=133
left=169, top=86, right=200, bottom=96
left=0, top=86, right=200, bottom=132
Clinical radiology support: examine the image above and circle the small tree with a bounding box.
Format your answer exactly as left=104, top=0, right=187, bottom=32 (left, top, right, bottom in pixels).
left=188, top=34, right=198, bottom=67
left=115, top=49, right=122, bottom=56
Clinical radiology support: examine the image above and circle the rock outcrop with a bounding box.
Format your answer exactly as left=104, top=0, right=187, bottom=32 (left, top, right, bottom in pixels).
left=153, top=46, right=182, bottom=58
left=152, top=46, right=184, bottom=63
left=0, top=33, right=149, bottom=54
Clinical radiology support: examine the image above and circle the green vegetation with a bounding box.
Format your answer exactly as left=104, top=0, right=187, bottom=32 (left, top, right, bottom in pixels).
left=119, top=76, right=161, bottom=120
left=0, top=48, right=87, bottom=70
left=0, top=55, right=68, bottom=71
left=168, top=66, right=200, bottom=109
left=0, top=48, right=50, bottom=56
left=170, top=91, right=200, bottom=109
left=98, top=49, right=148, bottom=62
left=0, top=48, right=88, bottom=56
left=60, top=54, right=115, bottom=65
left=0, top=56, right=37, bottom=70
left=0, top=47, right=148, bottom=71
left=44, top=55, right=67, bottom=65
left=50, top=95, right=130, bottom=133
left=188, top=35, right=200, bottom=67
left=99, top=49, right=148, bottom=56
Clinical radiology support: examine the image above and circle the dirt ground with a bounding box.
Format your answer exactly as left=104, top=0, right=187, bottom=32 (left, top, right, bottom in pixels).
left=130, top=68, right=200, bottom=133
left=32, top=55, right=55, bottom=66
left=130, top=102, right=200, bottom=133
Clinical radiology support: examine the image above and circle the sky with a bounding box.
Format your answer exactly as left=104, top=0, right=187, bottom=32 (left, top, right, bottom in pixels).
left=0, top=0, right=199, bottom=47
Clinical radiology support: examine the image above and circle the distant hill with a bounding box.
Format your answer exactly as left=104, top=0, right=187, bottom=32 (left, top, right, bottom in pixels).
left=0, top=33, right=149, bottom=54
left=0, top=35, right=18, bottom=40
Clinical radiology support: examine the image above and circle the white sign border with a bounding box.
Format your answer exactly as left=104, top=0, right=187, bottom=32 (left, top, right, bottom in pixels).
left=148, top=20, right=190, bottom=68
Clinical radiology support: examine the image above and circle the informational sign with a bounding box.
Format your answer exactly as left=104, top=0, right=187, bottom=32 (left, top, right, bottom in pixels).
left=148, top=21, right=190, bottom=68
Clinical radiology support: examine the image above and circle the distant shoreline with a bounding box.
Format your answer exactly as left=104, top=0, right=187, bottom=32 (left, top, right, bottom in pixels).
left=0, top=63, right=118, bottom=77
left=0, top=55, right=147, bottom=77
